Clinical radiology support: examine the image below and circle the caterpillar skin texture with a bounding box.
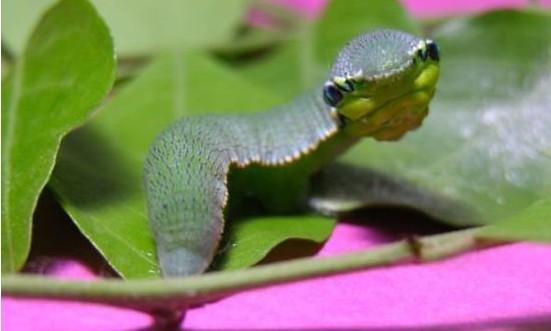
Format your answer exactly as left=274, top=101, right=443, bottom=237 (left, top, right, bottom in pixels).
left=143, top=29, right=441, bottom=277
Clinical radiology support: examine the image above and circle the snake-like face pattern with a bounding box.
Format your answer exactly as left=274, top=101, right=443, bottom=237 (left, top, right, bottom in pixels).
left=323, top=29, right=440, bottom=141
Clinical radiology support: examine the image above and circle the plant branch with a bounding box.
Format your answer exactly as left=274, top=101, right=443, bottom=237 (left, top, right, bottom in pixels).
left=2, top=227, right=500, bottom=313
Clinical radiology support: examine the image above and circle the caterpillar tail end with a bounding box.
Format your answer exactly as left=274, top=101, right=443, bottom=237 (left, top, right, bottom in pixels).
left=143, top=118, right=230, bottom=278
left=157, top=245, right=210, bottom=277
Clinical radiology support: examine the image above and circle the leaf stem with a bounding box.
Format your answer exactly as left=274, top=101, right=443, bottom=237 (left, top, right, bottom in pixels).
left=2, top=228, right=498, bottom=313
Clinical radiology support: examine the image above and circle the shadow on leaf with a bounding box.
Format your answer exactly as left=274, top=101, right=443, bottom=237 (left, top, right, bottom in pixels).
left=51, top=126, right=139, bottom=208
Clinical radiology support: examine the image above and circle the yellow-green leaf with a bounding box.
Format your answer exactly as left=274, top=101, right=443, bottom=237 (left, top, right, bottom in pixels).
left=1, top=0, right=115, bottom=273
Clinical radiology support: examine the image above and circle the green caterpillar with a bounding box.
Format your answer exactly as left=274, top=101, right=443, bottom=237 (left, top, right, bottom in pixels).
left=144, top=29, right=440, bottom=277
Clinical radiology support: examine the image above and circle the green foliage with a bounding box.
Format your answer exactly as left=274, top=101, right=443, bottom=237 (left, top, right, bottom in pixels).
left=49, top=52, right=286, bottom=278
left=479, top=196, right=551, bottom=242
left=48, top=0, right=416, bottom=277
left=2, top=0, right=550, bottom=281
left=241, top=4, right=551, bottom=230
left=2, top=0, right=250, bottom=57
left=215, top=216, right=335, bottom=270
left=1, top=0, right=115, bottom=272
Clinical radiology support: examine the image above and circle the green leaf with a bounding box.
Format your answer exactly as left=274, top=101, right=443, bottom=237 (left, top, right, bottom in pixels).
left=478, top=196, right=551, bottom=242
left=238, top=4, right=551, bottom=234
left=1, top=0, right=115, bottom=273
left=240, top=0, right=419, bottom=99
left=215, top=216, right=335, bottom=270
left=341, top=10, right=551, bottom=226
left=2, top=0, right=250, bottom=57
left=50, top=52, right=301, bottom=278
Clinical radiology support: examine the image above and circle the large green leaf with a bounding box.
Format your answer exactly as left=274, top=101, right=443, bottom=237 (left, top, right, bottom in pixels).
left=342, top=10, right=551, bottom=226
left=1, top=0, right=115, bottom=273
left=51, top=53, right=323, bottom=278
left=2, top=0, right=250, bottom=57
left=240, top=6, right=551, bottom=229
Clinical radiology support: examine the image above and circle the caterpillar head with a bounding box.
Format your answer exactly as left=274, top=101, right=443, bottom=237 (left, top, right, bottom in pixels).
left=324, top=29, right=440, bottom=141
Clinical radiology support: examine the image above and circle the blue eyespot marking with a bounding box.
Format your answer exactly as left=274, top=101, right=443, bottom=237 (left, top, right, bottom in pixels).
left=426, top=41, right=439, bottom=61
left=323, top=83, right=343, bottom=107
left=418, top=48, right=428, bottom=61
left=416, top=41, right=439, bottom=62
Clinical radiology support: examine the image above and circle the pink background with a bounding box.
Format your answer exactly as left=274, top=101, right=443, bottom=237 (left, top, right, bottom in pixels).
left=3, top=223, right=551, bottom=330
left=3, top=1, right=551, bottom=330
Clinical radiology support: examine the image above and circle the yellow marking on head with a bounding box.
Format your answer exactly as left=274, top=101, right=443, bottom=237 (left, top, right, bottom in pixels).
left=414, top=63, right=440, bottom=90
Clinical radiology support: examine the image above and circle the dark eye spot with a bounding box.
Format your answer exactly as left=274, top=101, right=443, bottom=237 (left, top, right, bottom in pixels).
left=426, top=41, right=439, bottom=61
left=417, top=48, right=428, bottom=61
left=323, top=83, right=343, bottom=107
left=337, top=80, right=354, bottom=92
